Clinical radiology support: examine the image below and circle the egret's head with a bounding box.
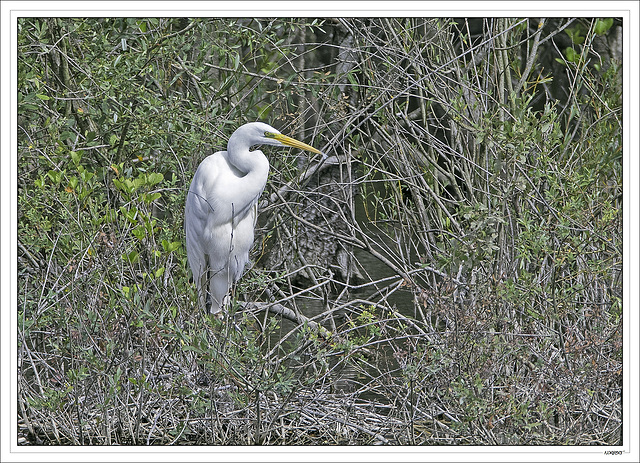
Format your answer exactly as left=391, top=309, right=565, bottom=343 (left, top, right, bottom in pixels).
left=233, top=122, right=323, bottom=155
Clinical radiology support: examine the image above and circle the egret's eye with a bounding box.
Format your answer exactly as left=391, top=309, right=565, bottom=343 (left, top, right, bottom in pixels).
left=264, top=131, right=276, bottom=139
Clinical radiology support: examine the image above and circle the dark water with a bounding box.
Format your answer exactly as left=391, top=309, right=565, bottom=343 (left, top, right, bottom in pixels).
left=257, top=186, right=421, bottom=395
left=261, top=235, right=417, bottom=398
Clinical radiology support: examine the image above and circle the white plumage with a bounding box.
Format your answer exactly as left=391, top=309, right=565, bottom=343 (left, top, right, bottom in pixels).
left=185, top=122, right=322, bottom=314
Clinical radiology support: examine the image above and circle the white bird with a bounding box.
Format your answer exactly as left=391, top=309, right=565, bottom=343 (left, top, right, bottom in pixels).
left=185, top=122, right=322, bottom=314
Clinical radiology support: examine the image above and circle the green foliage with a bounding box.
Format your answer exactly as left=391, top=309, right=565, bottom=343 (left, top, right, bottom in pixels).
left=345, top=305, right=381, bottom=345
left=16, top=17, right=338, bottom=445
left=558, top=18, right=616, bottom=67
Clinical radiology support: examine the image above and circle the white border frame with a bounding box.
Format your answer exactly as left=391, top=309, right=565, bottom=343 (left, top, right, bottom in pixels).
left=2, top=2, right=638, bottom=462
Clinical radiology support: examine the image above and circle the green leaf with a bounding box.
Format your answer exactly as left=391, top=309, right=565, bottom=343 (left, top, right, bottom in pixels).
left=70, top=150, right=81, bottom=165
left=142, top=192, right=161, bottom=204
left=119, top=205, right=138, bottom=223
left=60, top=131, right=74, bottom=141
left=36, top=94, right=50, bottom=100
left=132, top=226, right=146, bottom=240
left=565, top=47, right=578, bottom=63
left=124, top=251, right=139, bottom=263
left=565, top=25, right=585, bottom=45
left=346, top=71, right=358, bottom=87
left=594, top=18, right=614, bottom=36
left=79, top=169, right=94, bottom=183
left=162, top=240, right=181, bottom=253
left=146, top=172, right=164, bottom=185
left=47, top=170, right=63, bottom=184
left=112, top=177, right=123, bottom=191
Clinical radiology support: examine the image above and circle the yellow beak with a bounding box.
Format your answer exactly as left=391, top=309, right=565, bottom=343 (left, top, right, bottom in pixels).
left=272, top=133, right=323, bottom=155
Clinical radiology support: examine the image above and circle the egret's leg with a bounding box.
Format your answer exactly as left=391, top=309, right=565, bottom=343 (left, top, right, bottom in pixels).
left=207, top=268, right=231, bottom=315
left=188, top=251, right=209, bottom=313
left=197, top=269, right=208, bottom=312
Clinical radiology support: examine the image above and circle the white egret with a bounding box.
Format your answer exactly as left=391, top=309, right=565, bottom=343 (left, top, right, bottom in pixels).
left=185, top=122, right=323, bottom=314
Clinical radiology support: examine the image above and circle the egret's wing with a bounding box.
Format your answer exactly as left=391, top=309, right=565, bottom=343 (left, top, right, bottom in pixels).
left=186, top=151, right=264, bottom=228
left=185, top=152, right=230, bottom=312
left=184, top=146, right=268, bottom=313
left=185, top=152, right=226, bottom=227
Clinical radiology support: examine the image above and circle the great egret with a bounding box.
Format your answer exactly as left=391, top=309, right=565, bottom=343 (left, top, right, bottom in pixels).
left=185, top=122, right=322, bottom=314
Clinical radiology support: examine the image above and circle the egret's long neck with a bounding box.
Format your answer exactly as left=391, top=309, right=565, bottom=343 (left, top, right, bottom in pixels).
left=227, top=136, right=255, bottom=174
left=225, top=137, right=270, bottom=216
left=227, top=135, right=269, bottom=176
